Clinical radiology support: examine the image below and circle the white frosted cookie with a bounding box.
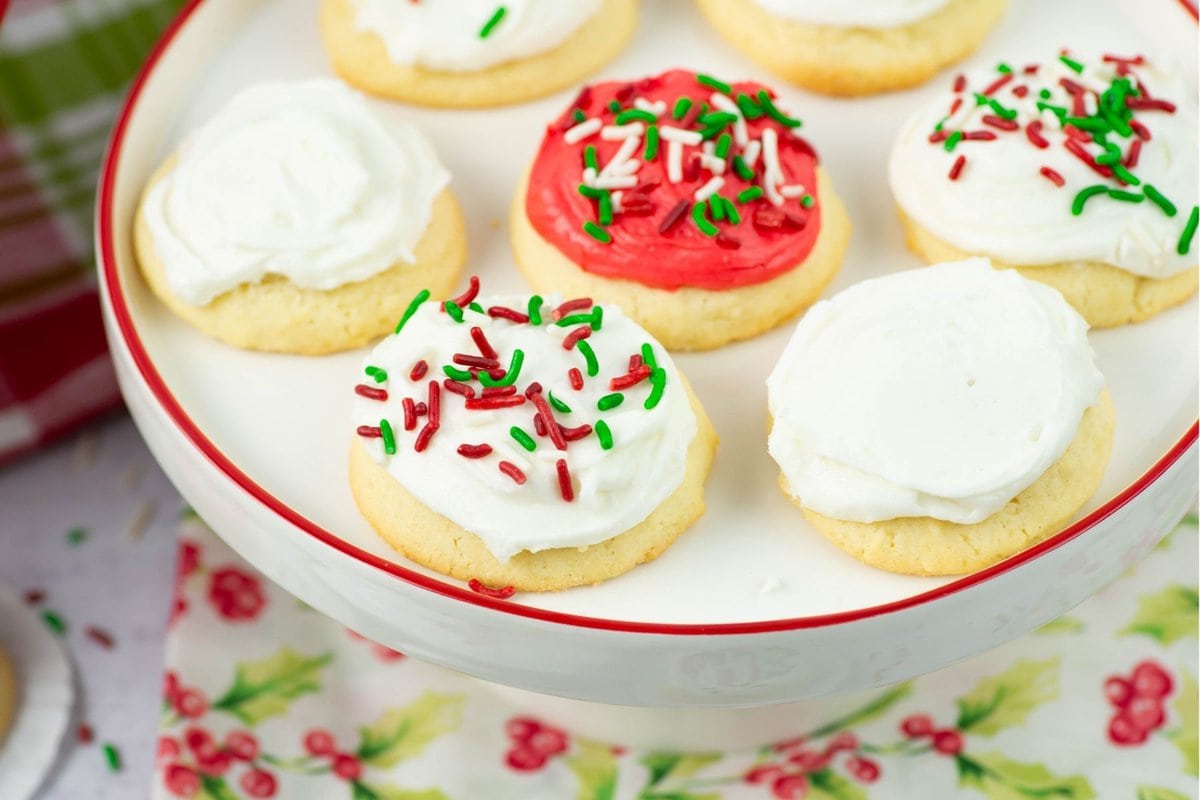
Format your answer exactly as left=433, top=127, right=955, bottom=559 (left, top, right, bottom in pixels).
left=320, top=0, right=637, bottom=107
left=349, top=278, right=718, bottom=591
left=890, top=50, right=1199, bottom=327
left=767, top=259, right=1114, bottom=575
left=134, top=79, right=465, bottom=354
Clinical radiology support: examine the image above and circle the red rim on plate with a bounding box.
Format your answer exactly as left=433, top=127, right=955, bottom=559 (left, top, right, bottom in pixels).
left=98, top=0, right=1200, bottom=636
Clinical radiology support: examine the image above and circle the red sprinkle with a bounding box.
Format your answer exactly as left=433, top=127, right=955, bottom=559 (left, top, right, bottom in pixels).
left=487, top=306, right=531, bottom=323
left=556, top=459, right=575, bottom=502
left=443, top=379, right=476, bottom=399
left=629, top=354, right=644, bottom=371
left=962, top=131, right=997, bottom=141
left=949, top=97, right=963, bottom=115
left=982, top=73, right=1013, bottom=96
left=414, top=423, right=437, bottom=452
left=560, top=424, right=593, bottom=442
left=533, top=415, right=548, bottom=436
left=615, top=82, right=635, bottom=102
left=414, top=402, right=428, bottom=417
left=1012, top=85, right=1029, bottom=98
left=684, top=155, right=701, bottom=183
left=562, top=326, right=592, bottom=350
left=620, top=195, right=656, bottom=216
left=1127, top=98, right=1176, bottom=113
left=679, top=101, right=703, bottom=129
left=497, top=462, right=526, bottom=486
left=453, top=353, right=500, bottom=369
left=1025, top=121, right=1050, bottom=149
left=427, top=381, right=441, bottom=427
left=953, top=74, right=967, bottom=92
left=482, top=385, right=517, bottom=397
left=981, top=114, right=1019, bottom=131
left=443, top=275, right=480, bottom=310
left=402, top=398, right=417, bottom=430
left=658, top=199, right=691, bottom=234
left=530, top=392, right=567, bottom=451
left=84, top=626, right=115, bottom=649
left=1124, top=139, right=1142, bottom=169
left=715, top=232, right=741, bottom=250
left=610, top=365, right=652, bottom=390
left=568, top=367, right=584, bottom=390
left=470, top=326, right=498, bottom=360
left=524, top=382, right=543, bottom=398
left=929, top=130, right=950, bottom=144
left=465, top=395, right=527, bottom=410
left=78, top=723, right=95, bottom=744
left=354, top=384, right=388, bottom=401
left=1130, top=120, right=1152, bottom=141
left=1059, top=77, right=1086, bottom=96
left=468, top=578, right=516, bottom=599
left=409, top=360, right=428, bottom=381
left=948, top=155, right=967, bottom=181
left=357, top=425, right=383, bottom=438
left=1064, top=138, right=1114, bottom=178
left=1104, top=53, right=1145, bottom=66
left=552, top=297, right=593, bottom=320
left=1023, top=64, right=1039, bottom=75
left=1062, top=124, right=1091, bottom=143
left=457, top=443, right=493, bottom=459
left=24, top=589, right=46, bottom=605
left=1040, top=166, right=1066, bottom=187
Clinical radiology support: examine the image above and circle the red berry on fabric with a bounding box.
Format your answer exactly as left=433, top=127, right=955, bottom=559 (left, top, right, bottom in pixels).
left=178, top=541, right=200, bottom=577
left=332, top=753, right=362, bottom=781
left=506, top=746, right=548, bottom=771
left=900, top=714, right=935, bottom=738
left=239, top=768, right=278, bottom=798
left=1104, top=676, right=1134, bottom=708
left=174, top=688, right=208, bottom=719
left=771, top=773, right=809, bottom=799
left=303, top=729, right=336, bottom=757
left=787, top=749, right=830, bottom=772
left=208, top=568, right=267, bottom=621
left=826, top=731, right=858, bottom=752
left=157, top=736, right=180, bottom=765
left=505, top=716, right=544, bottom=742
left=372, top=644, right=405, bottom=661
left=773, top=736, right=807, bottom=752
left=846, top=756, right=881, bottom=783
left=933, top=730, right=964, bottom=755
left=183, top=727, right=212, bottom=753
left=1108, top=712, right=1150, bottom=745
left=528, top=727, right=568, bottom=756
left=196, top=749, right=231, bottom=777
left=1132, top=661, right=1173, bottom=700
left=744, top=764, right=785, bottom=784
left=224, top=730, right=259, bottom=761
left=163, top=764, right=200, bottom=797
left=1127, top=696, right=1166, bottom=732
left=163, top=672, right=180, bottom=703
left=170, top=593, right=188, bottom=626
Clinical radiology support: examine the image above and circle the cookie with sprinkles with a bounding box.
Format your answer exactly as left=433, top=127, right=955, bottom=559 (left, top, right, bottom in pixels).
left=511, top=69, right=851, bottom=351
left=889, top=50, right=1198, bottom=327
left=349, top=278, right=718, bottom=592
left=133, top=80, right=467, bottom=354
left=695, top=0, right=1006, bottom=97
left=319, top=0, right=636, bottom=108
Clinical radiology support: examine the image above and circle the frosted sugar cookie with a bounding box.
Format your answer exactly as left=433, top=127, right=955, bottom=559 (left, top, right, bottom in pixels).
left=695, top=0, right=1006, bottom=96
left=890, top=50, right=1198, bottom=327
left=319, top=0, right=637, bottom=107
left=350, top=278, right=718, bottom=592
left=134, top=79, right=466, bottom=354
left=512, top=69, right=850, bottom=351
left=767, top=260, right=1114, bottom=576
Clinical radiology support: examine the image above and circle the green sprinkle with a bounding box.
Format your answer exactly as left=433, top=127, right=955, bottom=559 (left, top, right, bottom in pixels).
left=380, top=419, right=396, bottom=454
left=395, top=289, right=430, bottom=333
left=365, top=366, right=388, bottom=383
left=42, top=610, right=66, bottom=635
left=1039, top=88, right=1053, bottom=100
left=591, top=306, right=603, bottom=331
left=597, top=393, right=624, bottom=411
left=1059, top=54, right=1085, bottom=74
left=608, top=99, right=622, bottom=113
left=723, top=197, right=741, bottom=225
left=1110, top=164, right=1140, bottom=186
left=1072, top=184, right=1109, bottom=215
left=644, top=124, right=660, bottom=160
left=479, top=349, right=525, bottom=387
left=640, top=343, right=657, bottom=369
left=982, top=95, right=1018, bottom=120
left=1179, top=206, right=1199, bottom=255
left=577, top=340, right=599, bottom=377
left=1035, top=101, right=1067, bottom=119
left=756, top=91, right=801, bottom=128
left=102, top=743, right=122, bottom=772
left=616, top=108, right=657, bottom=125
left=735, top=92, right=764, bottom=119
left=692, top=202, right=718, bottom=236
left=479, top=5, right=506, bottom=38
left=644, top=368, right=667, bottom=410
left=443, top=365, right=473, bottom=381
left=572, top=108, right=587, bottom=124
left=468, top=302, right=484, bottom=314
left=737, top=186, right=764, bottom=204
left=934, top=116, right=947, bottom=133
left=595, top=420, right=613, bottom=450
left=714, top=133, right=732, bottom=159
left=66, top=527, right=87, bottom=546
left=1107, top=189, right=1144, bottom=203
left=510, top=427, right=537, bottom=452
left=997, top=62, right=1012, bottom=74
left=556, top=307, right=603, bottom=330
left=548, top=391, right=572, bottom=414
left=598, top=193, right=613, bottom=226
left=944, top=131, right=963, bottom=152
left=709, top=194, right=726, bottom=221
left=444, top=300, right=465, bottom=323
left=1144, top=185, right=1177, bottom=216
left=1064, top=116, right=1110, bottom=133
left=528, top=295, right=544, bottom=325
left=672, top=97, right=693, bottom=120
left=697, top=112, right=738, bottom=135
left=732, top=156, right=755, bottom=182
left=584, top=145, right=598, bottom=171
left=697, top=73, right=733, bottom=95
left=800, top=194, right=815, bottom=209
left=578, top=183, right=605, bottom=199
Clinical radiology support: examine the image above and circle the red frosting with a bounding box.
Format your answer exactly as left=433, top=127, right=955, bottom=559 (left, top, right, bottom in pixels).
left=524, top=69, right=823, bottom=291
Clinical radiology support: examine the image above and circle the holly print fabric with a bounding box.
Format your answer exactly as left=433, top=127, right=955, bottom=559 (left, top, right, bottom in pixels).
left=154, top=512, right=1198, bottom=799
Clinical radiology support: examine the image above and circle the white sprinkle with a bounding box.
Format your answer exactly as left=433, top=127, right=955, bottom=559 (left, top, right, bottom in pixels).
left=602, top=136, right=642, bottom=177
left=761, top=127, right=785, bottom=206
left=743, top=140, right=761, bottom=168
left=667, top=140, right=683, bottom=183
left=612, top=158, right=641, bottom=176
left=582, top=167, right=598, bottom=186
left=710, top=93, right=749, bottom=146
left=693, top=176, right=725, bottom=202
left=763, top=178, right=784, bottom=206
left=593, top=174, right=639, bottom=190
left=780, top=184, right=807, bottom=199
left=601, top=122, right=644, bottom=140
left=1039, top=108, right=1062, bottom=131
left=563, top=118, right=601, bottom=144
left=1082, top=92, right=1097, bottom=116
left=759, top=576, right=785, bottom=595
left=699, top=153, right=726, bottom=175
left=612, top=191, right=624, bottom=213
left=659, top=126, right=703, bottom=146
left=633, top=97, right=665, bottom=116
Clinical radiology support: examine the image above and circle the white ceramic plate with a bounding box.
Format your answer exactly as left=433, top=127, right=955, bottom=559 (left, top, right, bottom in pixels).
left=99, top=0, right=1199, bottom=706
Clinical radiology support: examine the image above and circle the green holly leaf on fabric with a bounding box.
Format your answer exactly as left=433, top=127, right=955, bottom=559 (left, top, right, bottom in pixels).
left=1120, top=586, right=1199, bottom=645
left=196, top=775, right=240, bottom=800
left=1136, top=786, right=1191, bottom=800
left=1166, top=671, right=1198, bottom=776
left=566, top=739, right=618, bottom=800
left=211, top=648, right=333, bottom=725
left=956, top=659, right=1059, bottom=736
left=639, top=752, right=720, bottom=787
left=956, top=753, right=1094, bottom=800
left=354, top=784, right=449, bottom=800
left=808, top=768, right=869, bottom=800
left=808, top=681, right=913, bottom=738
left=355, top=693, right=464, bottom=768
left=1035, top=617, right=1084, bottom=635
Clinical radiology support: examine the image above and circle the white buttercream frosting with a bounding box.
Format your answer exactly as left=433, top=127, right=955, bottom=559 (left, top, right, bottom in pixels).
left=767, top=260, right=1105, bottom=524
left=350, top=0, right=602, bottom=72
left=751, top=0, right=950, bottom=27
left=143, top=79, right=449, bottom=306
left=889, top=53, right=1198, bottom=279
left=352, top=295, right=696, bottom=561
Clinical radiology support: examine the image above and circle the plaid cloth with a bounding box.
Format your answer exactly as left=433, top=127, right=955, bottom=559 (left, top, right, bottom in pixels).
left=0, top=0, right=184, bottom=466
